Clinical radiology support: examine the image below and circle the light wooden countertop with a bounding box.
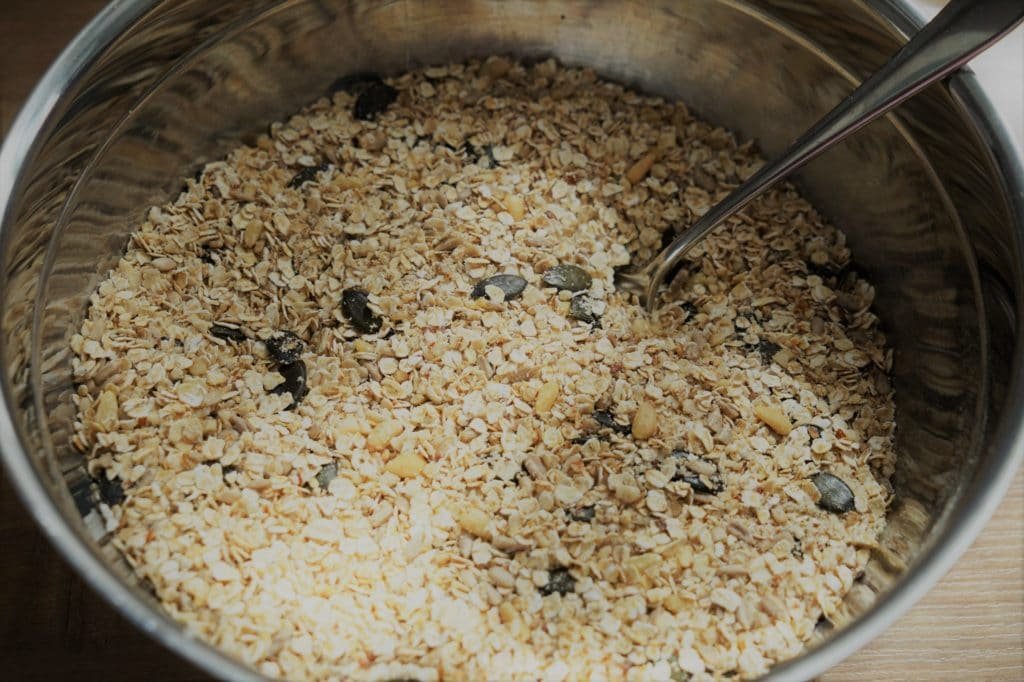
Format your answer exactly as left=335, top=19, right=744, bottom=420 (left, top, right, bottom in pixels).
left=1, top=1, right=1021, bottom=679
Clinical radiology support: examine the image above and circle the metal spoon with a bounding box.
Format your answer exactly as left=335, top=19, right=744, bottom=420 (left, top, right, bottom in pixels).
left=618, top=0, right=1024, bottom=312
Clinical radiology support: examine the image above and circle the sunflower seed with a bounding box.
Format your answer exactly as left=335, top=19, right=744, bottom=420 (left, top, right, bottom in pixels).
left=811, top=472, right=855, bottom=513
left=210, top=323, right=247, bottom=342
left=287, top=163, right=330, bottom=189
left=670, top=450, right=724, bottom=495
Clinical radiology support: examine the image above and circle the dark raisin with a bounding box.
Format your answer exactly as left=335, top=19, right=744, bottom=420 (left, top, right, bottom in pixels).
left=328, top=72, right=383, bottom=94
left=679, top=301, right=699, bottom=320
left=265, top=331, right=305, bottom=365
left=572, top=433, right=602, bottom=445
left=341, top=288, right=383, bottom=334
left=463, top=141, right=498, bottom=168
left=96, top=474, right=125, bottom=506
left=748, top=339, right=781, bottom=365
left=593, top=409, right=631, bottom=435
left=271, top=360, right=308, bottom=409
left=471, top=274, right=528, bottom=300
left=354, top=82, right=398, bottom=120
left=199, top=245, right=217, bottom=264
left=539, top=567, right=576, bottom=596
left=315, top=462, right=338, bottom=491
left=287, top=163, right=331, bottom=189
left=568, top=505, right=595, bottom=522
left=811, top=472, right=855, bottom=514
left=670, top=450, right=724, bottom=495
left=210, top=323, right=247, bottom=342
left=660, top=226, right=678, bottom=252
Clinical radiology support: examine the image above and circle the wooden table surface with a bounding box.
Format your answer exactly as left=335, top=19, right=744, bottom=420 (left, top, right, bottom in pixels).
left=1, top=1, right=1021, bottom=679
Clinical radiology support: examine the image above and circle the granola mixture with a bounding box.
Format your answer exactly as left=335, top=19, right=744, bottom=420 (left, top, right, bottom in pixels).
left=70, top=59, right=896, bottom=680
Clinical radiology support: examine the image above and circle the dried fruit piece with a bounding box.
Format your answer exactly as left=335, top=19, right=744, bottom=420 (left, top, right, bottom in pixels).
left=811, top=472, right=855, bottom=514
left=353, top=82, right=398, bottom=120
left=210, top=323, right=247, bottom=342
left=385, top=451, right=427, bottom=478
left=265, top=331, right=305, bottom=365
left=471, top=274, right=527, bottom=301
left=328, top=72, right=383, bottom=94
left=341, top=288, right=383, bottom=334
left=569, top=295, right=601, bottom=327
left=270, top=360, right=308, bottom=408
left=287, top=163, right=330, bottom=189
left=632, top=401, right=658, bottom=439
left=541, top=264, right=592, bottom=292
left=534, top=381, right=560, bottom=414
left=539, top=567, right=576, bottom=596
left=96, top=473, right=125, bottom=506
left=671, top=450, right=724, bottom=495
left=593, top=409, right=630, bottom=435
left=754, top=401, right=792, bottom=436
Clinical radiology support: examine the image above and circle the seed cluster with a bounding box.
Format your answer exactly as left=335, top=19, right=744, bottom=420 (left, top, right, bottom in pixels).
left=70, top=58, right=895, bottom=680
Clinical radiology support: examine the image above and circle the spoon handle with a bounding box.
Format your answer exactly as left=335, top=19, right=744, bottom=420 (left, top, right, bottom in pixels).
left=644, top=0, right=1024, bottom=311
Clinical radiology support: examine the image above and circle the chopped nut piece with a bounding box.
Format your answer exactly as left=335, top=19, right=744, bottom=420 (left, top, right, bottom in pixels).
left=754, top=401, right=793, bottom=436
left=456, top=506, right=491, bottom=539
left=631, top=401, right=658, bottom=439
left=384, top=451, right=427, bottom=478
left=534, top=381, right=560, bottom=414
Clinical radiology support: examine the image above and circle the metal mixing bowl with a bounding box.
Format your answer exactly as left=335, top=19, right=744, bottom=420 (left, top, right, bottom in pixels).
left=1, top=1, right=1022, bottom=679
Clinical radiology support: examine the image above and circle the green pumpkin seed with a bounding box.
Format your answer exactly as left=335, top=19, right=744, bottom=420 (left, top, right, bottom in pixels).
left=539, top=567, right=576, bottom=596
left=811, top=472, right=855, bottom=513
left=315, top=462, right=338, bottom=491
left=471, top=274, right=527, bottom=300
left=542, top=264, right=592, bottom=292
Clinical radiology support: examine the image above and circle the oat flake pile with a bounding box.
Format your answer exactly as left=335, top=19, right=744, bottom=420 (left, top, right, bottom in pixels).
left=71, top=58, right=897, bottom=681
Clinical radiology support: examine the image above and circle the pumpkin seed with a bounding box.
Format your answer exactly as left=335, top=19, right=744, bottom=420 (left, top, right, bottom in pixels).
left=210, top=323, right=246, bottom=342
left=315, top=462, right=338, bottom=491
left=96, top=474, right=125, bottom=506
left=811, top=472, right=855, bottom=514
left=541, top=264, right=592, bottom=292
left=354, top=82, right=398, bottom=120
left=470, top=274, right=527, bottom=300
left=287, top=163, right=330, bottom=189
left=539, top=567, right=576, bottom=596
left=670, top=450, right=723, bottom=495
left=271, top=360, right=308, bottom=409
left=265, top=330, right=305, bottom=365
left=593, top=409, right=630, bottom=435
left=568, top=505, right=595, bottom=522
left=569, top=294, right=601, bottom=326
left=341, top=288, right=383, bottom=334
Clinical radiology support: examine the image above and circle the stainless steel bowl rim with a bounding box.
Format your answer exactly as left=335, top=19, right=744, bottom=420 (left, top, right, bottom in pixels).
left=1, top=1, right=1021, bottom=679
